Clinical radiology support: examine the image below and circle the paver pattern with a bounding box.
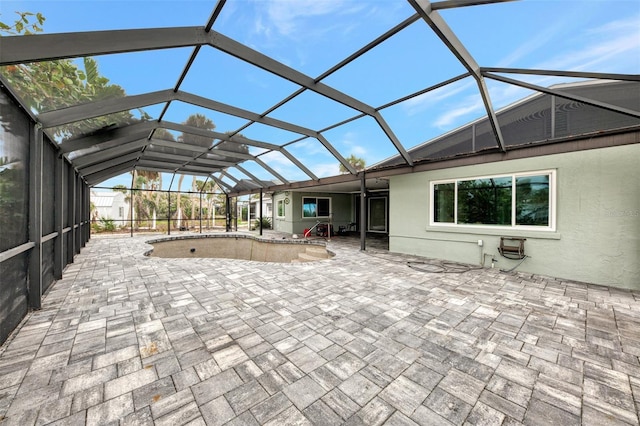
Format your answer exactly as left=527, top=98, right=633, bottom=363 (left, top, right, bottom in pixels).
left=1, top=233, right=639, bottom=425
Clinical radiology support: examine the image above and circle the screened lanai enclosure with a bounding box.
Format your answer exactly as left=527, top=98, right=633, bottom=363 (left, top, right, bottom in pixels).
left=0, top=0, right=639, bottom=344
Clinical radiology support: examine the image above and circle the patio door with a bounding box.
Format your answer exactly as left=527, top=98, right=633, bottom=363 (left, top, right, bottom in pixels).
left=368, top=197, right=387, bottom=233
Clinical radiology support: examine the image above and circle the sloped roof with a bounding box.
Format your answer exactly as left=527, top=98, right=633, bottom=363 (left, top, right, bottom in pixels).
left=91, top=191, right=123, bottom=208
left=1, top=0, right=638, bottom=195
left=375, top=80, right=640, bottom=168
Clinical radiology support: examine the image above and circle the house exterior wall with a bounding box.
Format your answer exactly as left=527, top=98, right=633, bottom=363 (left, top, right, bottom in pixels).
left=389, top=144, right=640, bottom=290
left=92, top=192, right=128, bottom=221
left=272, top=192, right=354, bottom=235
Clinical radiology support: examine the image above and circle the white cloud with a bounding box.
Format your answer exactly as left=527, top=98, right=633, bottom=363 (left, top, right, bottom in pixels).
left=310, top=162, right=341, bottom=177
left=433, top=96, right=484, bottom=129
left=255, top=0, right=351, bottom=38
left=349, top=145, right=367, bottom=157
left=537, top=31, right=639, bottom=73
left=402, top=79, right=474, bottom=116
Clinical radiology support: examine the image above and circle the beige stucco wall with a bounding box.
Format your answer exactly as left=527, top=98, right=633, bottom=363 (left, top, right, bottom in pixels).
left=148, top=235, right=329, bottom=262
left=389, top=144, right=640, bottom=289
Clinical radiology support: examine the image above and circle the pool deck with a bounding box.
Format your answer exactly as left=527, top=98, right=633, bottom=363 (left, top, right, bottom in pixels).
left=1, top=232, right=639, bottom=425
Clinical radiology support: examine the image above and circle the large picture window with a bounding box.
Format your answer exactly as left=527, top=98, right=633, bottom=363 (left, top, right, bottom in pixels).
left=431, top=171, right=555, bottom=230
left=302, top=197, right=330, bottom=218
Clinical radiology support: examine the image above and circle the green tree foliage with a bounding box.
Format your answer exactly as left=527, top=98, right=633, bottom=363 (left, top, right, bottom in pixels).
left=339, top=154, right=366, bottom=174
left=179, top=114, right=216, bottom=146
left=0, top=12, right=45, bottom=35
left=0, top=12, right=147, bottom=141
left=215, top=132, right=250, bottom=156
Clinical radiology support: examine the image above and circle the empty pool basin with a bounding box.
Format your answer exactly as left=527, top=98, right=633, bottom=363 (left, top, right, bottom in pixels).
left=146, top=234, right=333, bottom=263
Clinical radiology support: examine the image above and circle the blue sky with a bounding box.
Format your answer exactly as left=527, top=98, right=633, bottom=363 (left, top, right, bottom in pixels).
left=2, top=0, right=639, bottom=190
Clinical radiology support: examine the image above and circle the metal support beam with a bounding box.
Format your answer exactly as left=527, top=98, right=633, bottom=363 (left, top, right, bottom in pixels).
left=431, top=0, right=516, bottom=11
left=54, top=154, right=64, bottom=279
left=408, top=0, right=506, bottom=152
left=259, top=189, right=263, bottom=236
left=484, top=72, right=640, bottom=119
left=0, top=27, right=207, bottom=65
left=78, top=152, right=142, bottom=176
left=225, top=194, right=231, bottom=232
left=28, top=124, right=43, bottom=309
left=82, top=182, right=89, bottom=246
left=234, top=165, right=265, bottom=187
left=360, top=172, right=367, bottom=251
left=372, top=112, right=413, bottom=166
left=130, top=172, right=135, bottom=237
left=71, top=171, right=77, bottom=258
left=65, top=164, right=73, bottom=264
left=480, top=67, right=640, bottom=82
left=84, top=160, right=139, bottom=186
left=315, top=134, right=357, bottom=174
left=254, top=158, right=289, bottom=185
left=279, top=149, right=319, bottom=181
left=167, top=189, right=171, bottom=236
left=73, top=139, right=148, bottom=168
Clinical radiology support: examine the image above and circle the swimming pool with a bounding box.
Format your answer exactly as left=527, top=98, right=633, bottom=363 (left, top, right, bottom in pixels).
left=146, top=234, right=333, bottom=263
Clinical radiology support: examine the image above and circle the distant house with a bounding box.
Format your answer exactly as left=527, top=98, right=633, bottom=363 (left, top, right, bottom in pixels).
left=91, top=191, right=129, bottom=223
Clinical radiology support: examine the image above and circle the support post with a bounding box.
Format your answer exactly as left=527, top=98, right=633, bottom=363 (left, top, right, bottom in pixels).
left=259, top=189, right=263, bottom=236
left=54, top=153, right=63, bottom=279
left=75, top=174, right=82, bottom=254
left=130, top=173, right=134, bottom=237
left=167, top=190, right=171, bottom=236
left=71, top=170, right=77, bottom=260
left=28, top=124, right=43, bottom=308
left=82, top=183, right=89, bottom=246
left=199, top=192, right=203, bottom=233
left=234, top=197, right=238, bottom=231
left=360, top=172, right=367, bottom=251
left=225, top=194, right=231, bottom=232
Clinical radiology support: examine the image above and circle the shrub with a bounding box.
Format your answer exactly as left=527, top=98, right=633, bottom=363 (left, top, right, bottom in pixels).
left=99, top=217, right=116, bottom=232
left=254, top=216, right=271, bottom=230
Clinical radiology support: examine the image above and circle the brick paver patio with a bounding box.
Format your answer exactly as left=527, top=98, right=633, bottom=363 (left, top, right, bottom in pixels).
left=1, top=233, right=639, bottom=425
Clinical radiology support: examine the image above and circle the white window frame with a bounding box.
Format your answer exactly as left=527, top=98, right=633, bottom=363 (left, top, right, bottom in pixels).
left=301, top=197, right=331, bottom=219
left=430, top=169, right=556, bottom=231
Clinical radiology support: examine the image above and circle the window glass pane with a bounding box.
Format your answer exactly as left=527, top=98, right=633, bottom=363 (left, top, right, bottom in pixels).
left=516, top=174, right=550, bottom=226
left=303, top=198, right=317, bottom=218
left=368, top=197, right=387, bottom=232
left=458, top=177, right=512, bottom=225
left=318, top=198, right=330, bottom=217
left=434, top=183, right=455, bottom=223
left=277, top=200, right=284, bottom=217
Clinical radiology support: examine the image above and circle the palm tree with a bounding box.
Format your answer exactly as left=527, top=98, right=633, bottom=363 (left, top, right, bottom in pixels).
left=136, top=170, right=160, bottom=229
left=339, top=154, right=366, bottom=174
left=176, top=114, right=216, bottom=229
left=196, top=179, right=219, bottom=228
